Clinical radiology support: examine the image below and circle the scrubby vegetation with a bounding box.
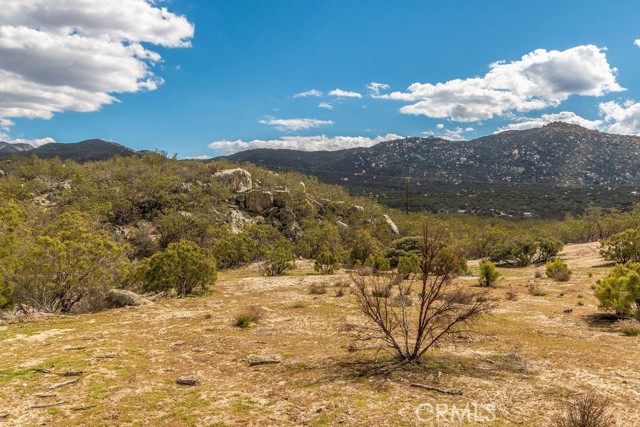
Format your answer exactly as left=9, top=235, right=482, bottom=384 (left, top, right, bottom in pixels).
left=546, top=259, right=572, bottom=282
left=478, top=259, right=501, bottom=287
left=1, top=153, right=640, bottom=317
left=595, top=262, right=640, bottom=319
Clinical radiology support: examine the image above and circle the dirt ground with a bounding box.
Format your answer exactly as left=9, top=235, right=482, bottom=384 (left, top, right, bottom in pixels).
left=1, top=242, right=639, bottom=426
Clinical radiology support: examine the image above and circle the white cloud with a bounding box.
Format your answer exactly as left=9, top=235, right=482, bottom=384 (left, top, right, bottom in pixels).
left=328, top=89, right=363, bottom=98
left=496, top=111, right=603, bottom=132
left=635, top=39, right=640, bottom=47
left=318, top=102, right=333, bottom=110
left=379, top=45, right=623, bottom=122
left=0, top=0, right=194, bottom=130
left=423, top=126, right=474, bottom=141
left=0, top=131, right=56, bottom=147
left=293, top=89, right=322, bottom=98
left=367, top=82, right=390, bottom=96
left=208, top=134, right=403, bottom=154
left=258, top=118, right=334, bottom=131
left=599, top=100, right=640, bottom=135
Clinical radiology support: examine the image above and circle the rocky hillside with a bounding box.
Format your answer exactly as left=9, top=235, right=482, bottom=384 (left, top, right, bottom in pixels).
left=0, top=141, right=34, bottom=154
left=0, top=139, right=137, bottom=162
left=223, top=123, right=640, bottom=187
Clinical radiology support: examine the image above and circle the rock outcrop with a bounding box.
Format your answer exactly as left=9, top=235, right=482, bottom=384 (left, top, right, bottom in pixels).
left=214, top=168, right=253, bottom=193
left=236, top=190, right=273, bottom=213
left=272, top=187, right=292, bottom=208
left=383, top=214, right=400, bottom=235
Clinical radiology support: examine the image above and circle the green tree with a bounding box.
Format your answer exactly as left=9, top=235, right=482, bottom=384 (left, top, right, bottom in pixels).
left=350, top=229, right=383, bottom=266
left=263, top=244, right=296, bottom=276
left=0, top=201, right=26, bottom=307
left=397, top=253, right=421, bottom=279
left=595, top=262, right=640, bottom=319
left=600, top=228, right=640, bottom=264
left=13, top=210, right=129, bottom=313
left=141, top=240, right=217, bottom=297
left=478, top=260, right=501, bottom=287
left=490, top=238, right=538, bottom=266
left=384, top=236, right=422, bottom=268
left=364, top=253, right=391, bottom=273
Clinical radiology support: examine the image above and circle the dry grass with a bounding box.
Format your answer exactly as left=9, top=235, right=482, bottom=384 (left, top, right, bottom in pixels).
left=0, top=242, right=638, bottom=426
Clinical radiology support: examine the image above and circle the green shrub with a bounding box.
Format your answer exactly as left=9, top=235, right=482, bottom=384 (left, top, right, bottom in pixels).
left=490, top=238, right=538, bottom=266
left=314, top=251, right=339, bottom=274
left=536, top=238, right=564, bottom=263
left=140, top=240, right=217, bottom=297
left=490, top=238, right=563, bottom=267
left=546, top=259, right=572, bottom=282
left=618, top=320, right=640, bottom=336
left=364, top=253, right=391, bottom=273
left=600, top=228, right=640, bottom=264
left=478, top=260, right=501, bottom=287
left=13, top=210, right=129, bottom=313
left=384, top=236, right=422, bottom=268
left=397, top=253, right=421, bottom=279
left=262, top=245, right=296, bottom=276
left=349, top=230, right=383, bottom=266
left=594, top=262, right=640, bottom=318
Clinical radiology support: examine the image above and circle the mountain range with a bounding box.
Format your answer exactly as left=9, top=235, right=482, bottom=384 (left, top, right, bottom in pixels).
left=222, top=122, right=640, bottom=188
left=0, top=139, right=137, bottom=162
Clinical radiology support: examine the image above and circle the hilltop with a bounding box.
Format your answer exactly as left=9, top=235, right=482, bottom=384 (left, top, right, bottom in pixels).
left=224, top=123, right=640, bottom=187
left=0, top=139, right=137, bottom=162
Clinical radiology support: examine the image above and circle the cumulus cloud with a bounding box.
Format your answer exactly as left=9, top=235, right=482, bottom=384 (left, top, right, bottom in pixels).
left=423, top=126, right=474, bottom=141
left=367, top=82, right=390, bottom=96
left=293, top=89, right=322, bottom=98
left=318, top=102, right=333, bottom=110
left=208, top=134, right=403, bottom=154
left=496, top=111, right=603, bottom=132
left=379, top=45, right=623, bottom=122
left=599, top=100, right=640, bottom=135
left=258, top=118, right=334, bottom=131
left=635, top=40, right=640, bottom=47
left=0, top=0, right=194, bottom=130
left=328, top=89, right=363, bottom=98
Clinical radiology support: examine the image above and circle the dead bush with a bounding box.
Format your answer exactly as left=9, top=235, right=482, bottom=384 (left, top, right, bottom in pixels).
left=553, top=392, right=615, bottom=427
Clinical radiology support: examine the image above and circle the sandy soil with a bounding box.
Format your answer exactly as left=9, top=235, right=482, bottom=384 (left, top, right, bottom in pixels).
left=0, top=245, right=638, bottom=426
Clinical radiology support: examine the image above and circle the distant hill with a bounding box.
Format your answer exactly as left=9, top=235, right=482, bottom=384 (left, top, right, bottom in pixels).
left=223, top=122, right=640, bottom=188
left=0, top=141, right=34, bottom=154
left=0, top=139, right=138, bottom=162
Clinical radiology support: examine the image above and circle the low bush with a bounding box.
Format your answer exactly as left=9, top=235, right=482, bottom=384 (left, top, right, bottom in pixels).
left=546, top=259, right=572, bottom=282
left=478, top=260, right=501, bottom=287
left=234, top=306, right=263, bottom=328
left=314, top=251, right=339, bottom=275
left=594, top=262, right=640, bottom=318
left=553, top=392, right=614, bottom=427
left=309, top=284, right=327, bottom=295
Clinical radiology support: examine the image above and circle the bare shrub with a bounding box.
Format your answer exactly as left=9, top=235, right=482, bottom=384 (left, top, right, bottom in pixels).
left=335, top=287, right=345, bottom=297
left=351, top=221, right=495, bottom=364
left=618, top=320, right=640, bottom=337
left=234, top=305, right=263, bottom=328
left=505, top=291, right=518, bottom=301
left=309, top=284, right=327, bottom=295
left=553, top=392, right=615, bottom=427
left=527, top=283, right=546, bottom=296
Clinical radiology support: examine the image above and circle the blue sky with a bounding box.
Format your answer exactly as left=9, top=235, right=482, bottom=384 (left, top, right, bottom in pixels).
left=1, top=0, right=640, bottom=158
